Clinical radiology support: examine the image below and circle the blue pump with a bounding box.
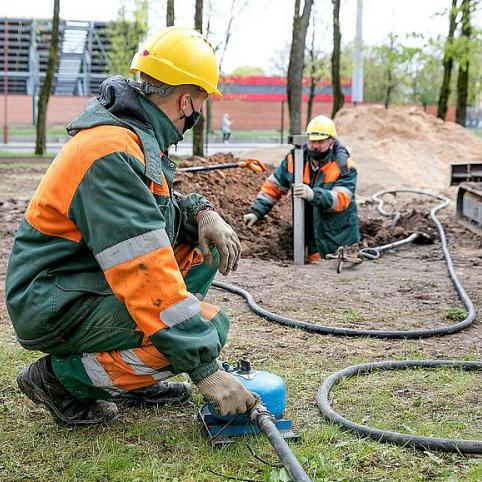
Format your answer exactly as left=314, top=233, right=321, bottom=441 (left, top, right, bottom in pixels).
left=208, top=358, right=287, bottom=421
left=199, top=358, right=298, bottom=447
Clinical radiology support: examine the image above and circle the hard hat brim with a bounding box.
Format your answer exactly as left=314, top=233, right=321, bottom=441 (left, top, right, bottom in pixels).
left=130, top=64, right=222, bottom=97
left=307, top=134, right=331, bottom=141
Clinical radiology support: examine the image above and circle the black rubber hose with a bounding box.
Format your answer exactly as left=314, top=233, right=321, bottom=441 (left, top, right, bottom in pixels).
left=317, top=359, right=482, bottom=453
left=213, top=189, right=476, bottom=338
left=251, top=405, right=312, bottom=482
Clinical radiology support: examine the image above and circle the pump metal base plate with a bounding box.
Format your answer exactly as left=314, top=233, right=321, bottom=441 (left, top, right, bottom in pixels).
left=198, top=404, right=300, bottom=448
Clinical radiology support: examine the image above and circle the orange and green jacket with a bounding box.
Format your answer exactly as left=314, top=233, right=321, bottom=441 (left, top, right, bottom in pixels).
left=6, top=76, right=223, bottom=384
left=250, top=142, right=360, bottom=256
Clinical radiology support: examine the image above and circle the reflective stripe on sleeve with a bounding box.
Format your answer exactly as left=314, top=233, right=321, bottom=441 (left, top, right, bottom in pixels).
left=81, top=353, right=124, bottom=396
left=160, top=293, right=201, bottom=327
left=119, top=349, right=173, bottom=380
left=267, top=174, right=289, bottom=193
left=256, top=192, right=277, bottom=205
left=332, top=186, right=353, bottom=199
left=329, top=190, right=338, bottom=210
left=95, top=228, right=171, bottom=271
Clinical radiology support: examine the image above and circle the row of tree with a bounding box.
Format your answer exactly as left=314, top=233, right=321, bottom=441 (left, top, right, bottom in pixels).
left=35, top=0, right=480, bottom=156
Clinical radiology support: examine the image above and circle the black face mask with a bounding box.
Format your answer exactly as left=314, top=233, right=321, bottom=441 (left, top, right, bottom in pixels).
left=307, top=149, right=328, bottom=161
left=181, top=97, right=201, bottom=133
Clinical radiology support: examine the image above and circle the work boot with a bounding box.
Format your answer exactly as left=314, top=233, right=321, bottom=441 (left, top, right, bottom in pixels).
left=17, top=356, right=118, bottom=426
left=116, top=381, right=192, bottom=406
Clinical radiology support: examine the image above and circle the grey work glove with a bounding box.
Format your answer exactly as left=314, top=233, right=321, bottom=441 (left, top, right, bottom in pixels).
left=196, top=370, right=257, bottom=416
left=197, top=210, right=241, bottom=276
left=243, top=212, right=259, bottom=228
left=293, top=183, right=314, bottom=201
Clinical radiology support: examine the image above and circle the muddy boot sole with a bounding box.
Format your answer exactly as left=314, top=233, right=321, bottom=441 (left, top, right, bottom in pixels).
left=17, top=368, right=118, bottom=426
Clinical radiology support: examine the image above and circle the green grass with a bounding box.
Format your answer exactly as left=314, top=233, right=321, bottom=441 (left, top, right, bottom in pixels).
left=1, top=330, right=481, bottom=482
left=8, top=125, right=67, bottom=136
left=0, top=151, right=55, bottom=159
left=345, top=308, right=364, bottom=323
left=7, top=125, right=283, bottom=142
left=6, top=126, right=286, bottom=148
left=446, top=307, right=466, bottom=322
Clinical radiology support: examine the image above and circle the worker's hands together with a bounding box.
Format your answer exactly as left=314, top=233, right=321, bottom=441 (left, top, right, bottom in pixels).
left=197, top=209, right=241, bottom=276
left=243, top=213, right=259, bottom=228
left=195, top=370, right=257, bottom=416
left=293, top=183, right=314, bottom=201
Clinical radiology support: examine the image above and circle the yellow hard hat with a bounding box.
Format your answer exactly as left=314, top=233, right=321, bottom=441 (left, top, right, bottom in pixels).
left=130, top=26, right=222, bottom=96
left=306, top=115, right=337, bottom=140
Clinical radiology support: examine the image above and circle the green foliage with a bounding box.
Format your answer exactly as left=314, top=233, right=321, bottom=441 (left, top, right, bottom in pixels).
left=230, top=65, right=266, bottom=76
left=346, top=309, right=364, bottom=323
left=107, top=0, right=148, bottom=77
left=446, top=307, right=466, bottom=322
left=363, top=27, right=482, bottom=108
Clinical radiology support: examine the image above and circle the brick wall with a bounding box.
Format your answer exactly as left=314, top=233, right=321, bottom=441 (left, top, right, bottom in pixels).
left=0, top=94, right=456, bottom=129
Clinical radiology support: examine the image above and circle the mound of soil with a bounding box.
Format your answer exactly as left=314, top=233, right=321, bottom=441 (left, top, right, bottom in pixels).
left=175, top=154, right=293, bottom=260
left=335, top=105, right=482, bottom=191
left=175, top=154, right=437, bottom=261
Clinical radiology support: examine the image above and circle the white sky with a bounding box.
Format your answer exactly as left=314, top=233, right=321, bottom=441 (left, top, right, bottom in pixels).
left=3, top=0, right=481, bottom=74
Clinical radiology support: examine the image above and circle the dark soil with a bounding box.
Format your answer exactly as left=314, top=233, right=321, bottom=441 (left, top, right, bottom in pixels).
left=175, top=154, right=439, bottom=260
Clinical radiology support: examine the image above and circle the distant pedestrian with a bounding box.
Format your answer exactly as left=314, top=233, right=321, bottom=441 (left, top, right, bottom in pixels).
left=221, top=113, right=232, bottom=143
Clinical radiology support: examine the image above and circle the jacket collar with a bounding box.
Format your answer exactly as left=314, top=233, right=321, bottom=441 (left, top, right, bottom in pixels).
left=65, top=76, right=182, bottom=185
left=137, top=94, right=182, bottom=154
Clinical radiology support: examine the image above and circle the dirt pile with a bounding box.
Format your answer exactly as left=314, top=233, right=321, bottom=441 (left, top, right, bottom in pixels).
left=336, top=105, right=482, bottom=190
left=175, top=154, right=293, bottom=260
left=176, top=155, right=439, bottom=261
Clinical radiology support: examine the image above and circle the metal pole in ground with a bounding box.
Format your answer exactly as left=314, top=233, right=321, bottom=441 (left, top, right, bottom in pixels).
left=291, top=134, right=307, bottom=265
left=280, top=100, right=285, bottom=144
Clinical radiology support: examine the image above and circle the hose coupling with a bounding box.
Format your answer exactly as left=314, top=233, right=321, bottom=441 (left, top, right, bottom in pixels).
left=250, top=401, right=275, bottom=425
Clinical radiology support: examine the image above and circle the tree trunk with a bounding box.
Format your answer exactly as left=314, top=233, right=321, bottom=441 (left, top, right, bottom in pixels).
left=455, top=0, right=471, bottom=126
left=287, top=0, right=314, bottom=135
left=306, top=75, right=316, bottom=127
left=166, top=0, right=175, bottom=26
left=192, top=0, right=204, bottom=156
left=306, top=23, right=317, bottom=127
left=383, top=33, right=396, bottom=109
left=35, top=0, right=60, bottom=156
left=206, top=97, right=213, bottom=135
left=384, top=68, right=392, bottom=109
left=437, top=0, right=459, bottom=120
left=331, top=0, right=344, bottom=118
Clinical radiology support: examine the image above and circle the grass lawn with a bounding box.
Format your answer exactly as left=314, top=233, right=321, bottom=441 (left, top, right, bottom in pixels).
left=1, top=325, right=480, bottom=481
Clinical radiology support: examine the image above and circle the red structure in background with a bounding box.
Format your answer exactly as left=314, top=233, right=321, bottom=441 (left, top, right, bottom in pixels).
left=216, top=76, right=352, bottom=103
left=0, top=76, right=458, bottom=130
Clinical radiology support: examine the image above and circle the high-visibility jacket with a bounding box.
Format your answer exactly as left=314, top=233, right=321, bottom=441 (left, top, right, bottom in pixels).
left=6, top=76, right=223, bottom=384
left=250, top=141, right=360, bottom=257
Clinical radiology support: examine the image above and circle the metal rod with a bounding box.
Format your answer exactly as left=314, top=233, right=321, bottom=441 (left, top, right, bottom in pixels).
left=179, top=162, right=239, bottom=173
left=292, top=135, right=307, bottom=265
left=280, top=100, right=285, bottom=144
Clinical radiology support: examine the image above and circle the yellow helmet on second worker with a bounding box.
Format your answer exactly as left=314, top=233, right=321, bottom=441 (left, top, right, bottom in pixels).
left=130, top=26, right=222, bottom=96
left=306, top=115, right=337, bottom=140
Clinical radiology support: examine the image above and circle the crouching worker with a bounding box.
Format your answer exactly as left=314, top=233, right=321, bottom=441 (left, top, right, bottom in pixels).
left=244, top=115, right=360, bottom=263
left=5, top=27, right=255, bottom=426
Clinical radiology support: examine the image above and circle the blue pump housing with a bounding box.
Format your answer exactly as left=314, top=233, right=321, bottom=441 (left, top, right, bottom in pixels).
left=208, top=359, right=287, bottom=422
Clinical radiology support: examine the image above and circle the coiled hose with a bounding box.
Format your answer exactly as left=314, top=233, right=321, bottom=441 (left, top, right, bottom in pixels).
left=213, top=189, right=476, bottom=338
left=317, top=359, right=482, bottom=453
left=211, top=190, right=480, bottom=461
